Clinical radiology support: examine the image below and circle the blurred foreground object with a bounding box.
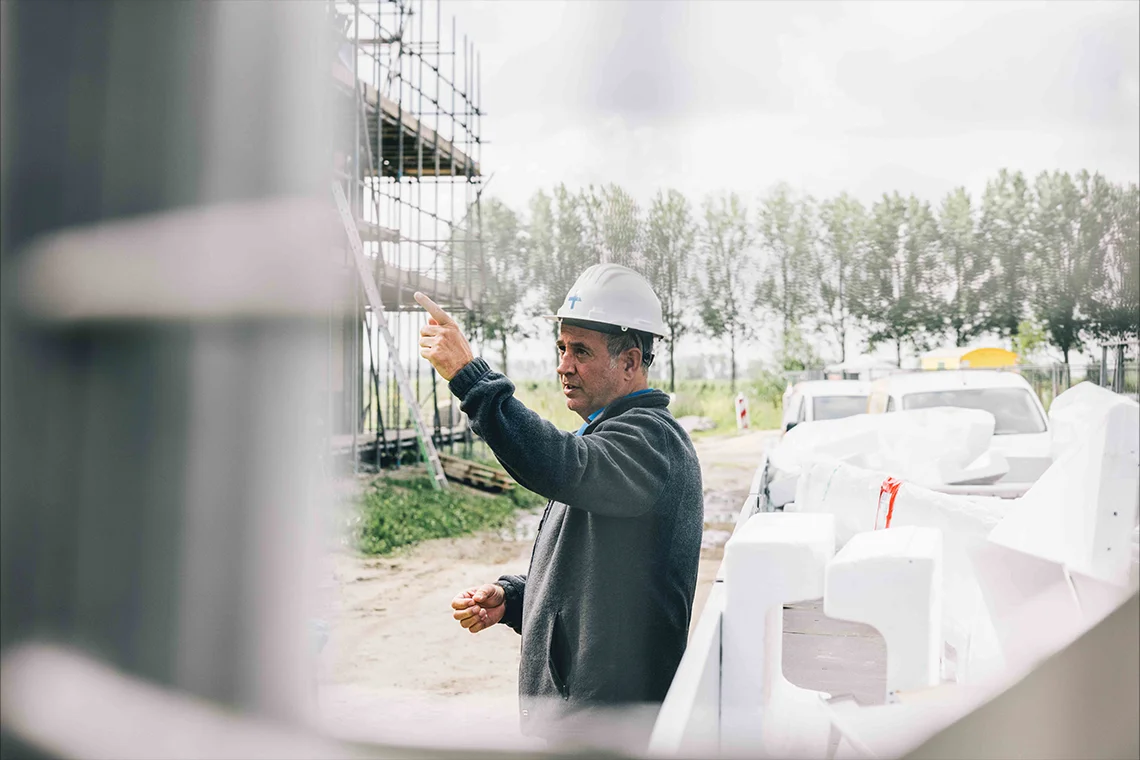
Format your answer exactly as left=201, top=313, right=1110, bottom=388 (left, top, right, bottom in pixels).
left=0, top=644, right=361, bottom=760
left=0, top=0, right=337, bottom=754
left=0, top=3, right=566, bottom=758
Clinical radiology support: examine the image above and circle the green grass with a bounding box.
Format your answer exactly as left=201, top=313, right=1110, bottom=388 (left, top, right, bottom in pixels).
left=364, top=363, right=788, bottom=436
left=512, top=380, right=585, bottom=430
left=668, top=380, right=783, bottom=434
left=512, top=378, right=784, bottom=435
left=353, top=475, right=545, bottom=555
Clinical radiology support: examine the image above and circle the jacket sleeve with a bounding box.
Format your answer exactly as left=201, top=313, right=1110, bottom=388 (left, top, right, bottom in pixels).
left=449, top=358, right=672, bottom=517
left=497, top=574, right=525, bottom=635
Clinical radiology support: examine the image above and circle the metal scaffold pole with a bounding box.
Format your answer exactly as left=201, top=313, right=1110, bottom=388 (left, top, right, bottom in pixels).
left=449, top=13, right=457, bottom=454
left=333, top=182, right=448, bottom=489
left=337, top=0, right=481, bottom=467
left=351, top=0, right=361, bottom=474
left=431, top=0, right=444, bottom=447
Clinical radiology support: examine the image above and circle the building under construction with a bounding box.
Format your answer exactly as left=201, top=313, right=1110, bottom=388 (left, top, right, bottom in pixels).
left=328, top=0, right=485, bottom=470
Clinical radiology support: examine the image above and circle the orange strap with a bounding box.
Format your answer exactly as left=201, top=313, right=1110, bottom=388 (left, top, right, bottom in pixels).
left=876, top=477, right=903, bottom=529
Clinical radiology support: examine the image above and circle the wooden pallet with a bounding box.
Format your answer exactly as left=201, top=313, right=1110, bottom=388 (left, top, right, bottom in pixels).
left=438, top=453, right=515, bottom=493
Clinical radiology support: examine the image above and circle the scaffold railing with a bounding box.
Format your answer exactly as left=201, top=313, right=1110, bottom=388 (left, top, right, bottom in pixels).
left=328, top=0, right=485, bottom=472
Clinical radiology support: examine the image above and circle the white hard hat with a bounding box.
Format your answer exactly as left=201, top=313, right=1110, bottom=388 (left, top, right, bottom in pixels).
left=543, top=263, right=668, bottom=339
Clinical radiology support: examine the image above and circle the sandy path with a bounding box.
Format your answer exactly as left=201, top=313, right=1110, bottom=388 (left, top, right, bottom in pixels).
left=315, top=429, right=776, bottom=746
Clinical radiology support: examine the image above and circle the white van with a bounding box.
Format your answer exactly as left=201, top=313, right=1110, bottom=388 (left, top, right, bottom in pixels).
left=781, top=380, right=871, bottom=434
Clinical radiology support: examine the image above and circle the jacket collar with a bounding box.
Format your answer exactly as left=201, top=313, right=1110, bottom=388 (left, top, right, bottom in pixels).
left=578, top=388, right=669, bottom=435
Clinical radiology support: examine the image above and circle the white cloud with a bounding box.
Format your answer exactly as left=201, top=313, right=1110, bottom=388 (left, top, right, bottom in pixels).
left=445, top=0, right=1138, bottom=211
left=434, top=0, right=1138, bottom=373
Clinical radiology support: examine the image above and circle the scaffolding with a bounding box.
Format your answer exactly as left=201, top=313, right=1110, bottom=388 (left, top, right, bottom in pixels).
left=327, top=0, right=484, bottom=471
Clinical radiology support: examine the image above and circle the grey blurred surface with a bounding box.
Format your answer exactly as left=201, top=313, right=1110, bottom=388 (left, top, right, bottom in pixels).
left=1, top=3, right=334, bottom=752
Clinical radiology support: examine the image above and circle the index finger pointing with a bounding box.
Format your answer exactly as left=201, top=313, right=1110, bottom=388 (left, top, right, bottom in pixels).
left=414, top=292, right=453, bottom=326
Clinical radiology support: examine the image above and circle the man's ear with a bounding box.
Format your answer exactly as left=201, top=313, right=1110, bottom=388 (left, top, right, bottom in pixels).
left=625, top=348, right=642, bottom=376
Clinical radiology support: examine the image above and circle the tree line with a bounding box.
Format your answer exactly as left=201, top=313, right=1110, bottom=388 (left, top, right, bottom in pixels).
left=460, top=169, right=1139, bottom=391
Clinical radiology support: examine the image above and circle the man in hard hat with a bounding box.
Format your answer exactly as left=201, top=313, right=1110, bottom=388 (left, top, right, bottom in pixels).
left=413, top=263, right=703, bottom=747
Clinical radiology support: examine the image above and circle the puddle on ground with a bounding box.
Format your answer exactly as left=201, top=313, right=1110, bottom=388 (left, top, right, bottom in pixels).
left=500, top=508, right=543, bottom=542
left=703, top=489, right=745, bottom=524
left=702, top=529, right=732, bottom=549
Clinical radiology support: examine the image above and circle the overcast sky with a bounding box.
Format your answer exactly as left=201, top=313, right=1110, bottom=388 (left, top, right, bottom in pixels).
left=447, top=0, right=1138, bottom=211
left=434, top=0, right=1139, bottom=371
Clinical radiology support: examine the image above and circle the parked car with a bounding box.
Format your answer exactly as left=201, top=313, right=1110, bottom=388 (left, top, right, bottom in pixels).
left=781, top=380, right=871, bottom=434
left=866, top=370, right=1051, bottom=485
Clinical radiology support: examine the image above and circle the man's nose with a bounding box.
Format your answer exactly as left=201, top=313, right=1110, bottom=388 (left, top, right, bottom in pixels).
left=557, top=352, right=574, bottom=376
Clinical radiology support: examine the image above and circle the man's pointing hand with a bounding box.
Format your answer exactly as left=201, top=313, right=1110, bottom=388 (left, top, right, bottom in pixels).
left=415, top=291, right=473, bottom=381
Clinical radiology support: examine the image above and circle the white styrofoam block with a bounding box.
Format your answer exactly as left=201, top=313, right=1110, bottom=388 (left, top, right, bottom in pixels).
left=792, top=459, right=1007, bottom=655
left=990, top=391, right=1139, bottom=585
left=769, top=407, right=996, bottom=489
left=941, top=448, right=1009, bottom=487
left=790, top=459, right=884, bottom=545
left=968, top=540, right=1086, bottom=679
left=767, top=476, right=799, bottom=509
left=825, top=527, right=944, bottom=699
left=728, top=511, right=837, bottom=578
left=1048, top=381, right=1124, bottom=461
left=721, top=513, right=836, bottom=756
left=960, top=600, right=1004, bottom=683
left=648, top=584, right=724, bottom=757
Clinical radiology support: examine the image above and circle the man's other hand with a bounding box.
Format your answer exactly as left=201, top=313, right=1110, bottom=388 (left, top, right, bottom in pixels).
left=451, top=583, right=506, bottom=634
left=415, top=291, right=474, bottom=381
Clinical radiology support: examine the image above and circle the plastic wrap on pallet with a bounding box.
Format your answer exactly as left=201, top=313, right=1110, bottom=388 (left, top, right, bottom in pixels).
left=769, top=407, right=1000, bottom=489
left=791, top=459, right=1009, bottom=652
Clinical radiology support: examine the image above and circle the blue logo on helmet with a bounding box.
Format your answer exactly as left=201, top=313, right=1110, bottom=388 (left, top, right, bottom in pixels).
left=567, top=295, right=582, bottom=310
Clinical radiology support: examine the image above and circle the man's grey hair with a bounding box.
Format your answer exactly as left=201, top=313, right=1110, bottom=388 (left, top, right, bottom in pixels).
left=606, top=330, right=655, bottom=371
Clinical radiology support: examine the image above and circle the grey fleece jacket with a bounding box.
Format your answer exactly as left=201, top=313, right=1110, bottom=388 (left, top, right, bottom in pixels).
left=448, top=358, right=704, bottom=738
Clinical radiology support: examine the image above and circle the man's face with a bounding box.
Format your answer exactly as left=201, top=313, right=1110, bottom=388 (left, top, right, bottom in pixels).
left=556, top=324, right=632, bottom=419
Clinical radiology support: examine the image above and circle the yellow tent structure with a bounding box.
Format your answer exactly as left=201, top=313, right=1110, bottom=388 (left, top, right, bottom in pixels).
left=921, top=346, right=1018, bottom=370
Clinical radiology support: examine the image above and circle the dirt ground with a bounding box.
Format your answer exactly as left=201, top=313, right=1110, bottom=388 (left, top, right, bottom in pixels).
left=313, top=429, right=779, bottom=747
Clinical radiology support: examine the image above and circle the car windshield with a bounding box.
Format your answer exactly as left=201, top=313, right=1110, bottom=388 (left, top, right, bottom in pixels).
left=812, top=395, right=869, bottom=421
left=901, top=388, right=1046, bottom=434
